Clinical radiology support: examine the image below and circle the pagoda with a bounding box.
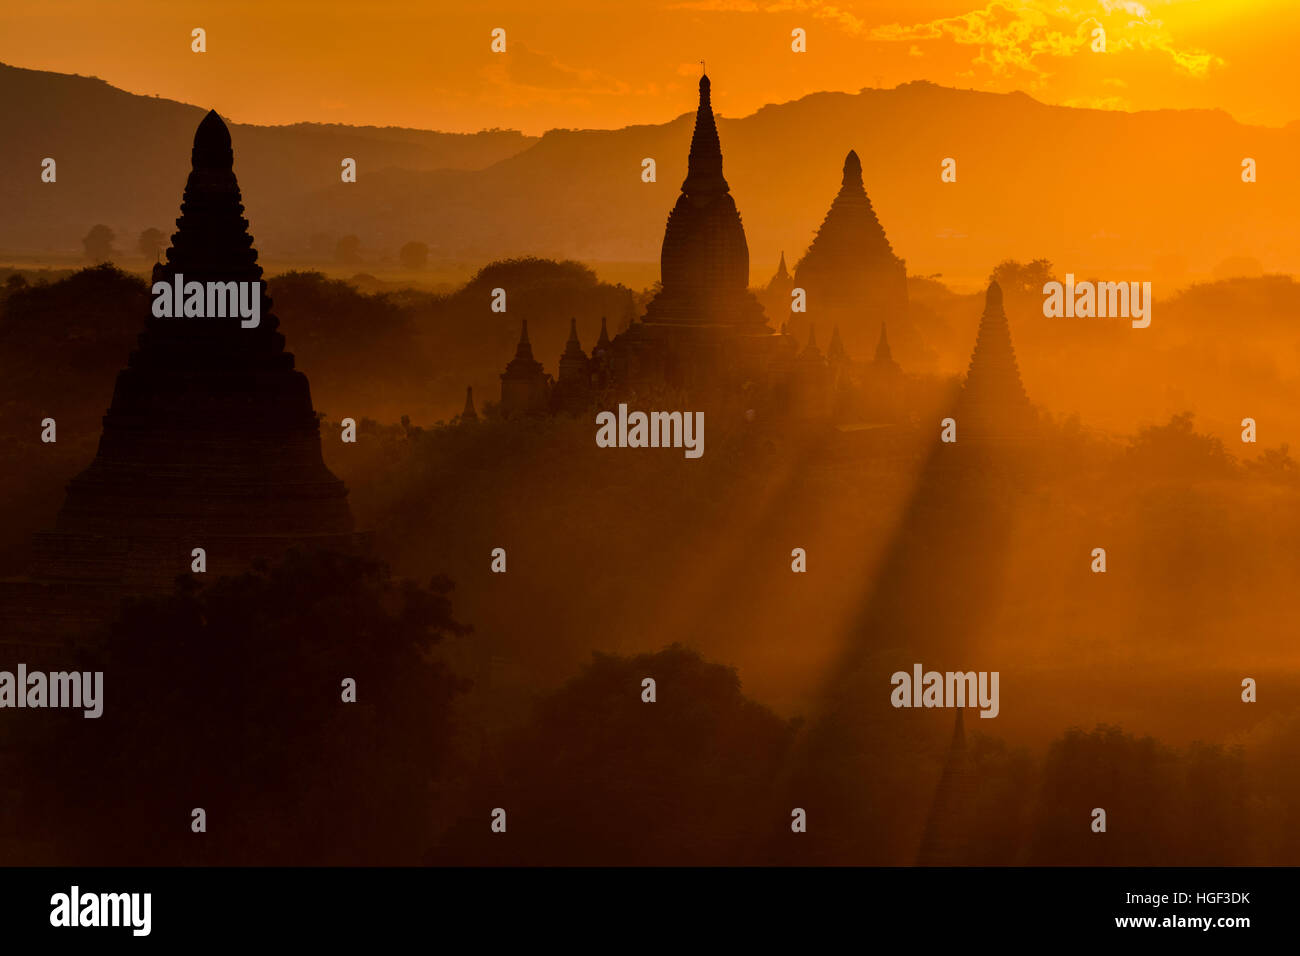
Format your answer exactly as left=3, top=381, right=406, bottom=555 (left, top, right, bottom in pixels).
left=459, top=386, right=479, bottom=424
left=551, top=318, right=592, bottom=414
left=916, top=709, right=976, bottom=865
left=793, top=150, right=908, bottom=355
left=761, top=251, right=795, bottom=326
left=499, top=320, right=550, bottom=416
left=19, top=110, right=362, bottom=610
left=609, top=74, right=779, bottom=396
left=589, top=316, right=613, bottom=390
left=861, top=322, right=905, bottom=424
left=956, top=281, right=1036, bottom=440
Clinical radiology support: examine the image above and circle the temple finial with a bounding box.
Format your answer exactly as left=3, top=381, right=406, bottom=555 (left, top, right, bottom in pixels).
left=875, top=322, right=893, bottom=363
left=986, top=279, right=1003, bottom=309
left=842, top=149, right=862, bottom=188
left=514, top=320, right=535, bottom=360
left=828, top=325, right=847, bottom=361
left=682, top=72, right=728, bottom=196
left=192, top=109, right=234, bottom=171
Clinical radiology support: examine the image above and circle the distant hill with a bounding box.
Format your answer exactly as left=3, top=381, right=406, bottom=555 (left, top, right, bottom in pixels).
left=0, top=62, right=535, bottom=255
left=3, top=62, right=1300, bottom=289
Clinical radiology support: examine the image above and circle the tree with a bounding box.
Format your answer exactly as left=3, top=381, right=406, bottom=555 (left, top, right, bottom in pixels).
left=1126, top=411, right=1235, bottom=480
left=399, top=241, right=429, bottom=271
left=335, top=234, right=362, bottom=266
left=991, top=258, right=1055, bottom=297
left=437, top=644, right=796, bottom=865
left=137, top=227, right=167, bottom=261
left=82, top=224, right=117, bottom=262
left=19, top=548, right=471, bottom=865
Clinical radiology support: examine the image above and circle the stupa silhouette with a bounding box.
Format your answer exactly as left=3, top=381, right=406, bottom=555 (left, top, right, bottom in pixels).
left=610, top=73, right=782, bottom=395
left=28, top=110, right=361, bottom=596
left=956, top=280, right=1036, bottom=440
left=916, top=709, right=977, bottom=865
left=793, top=150, right=909, bottom=354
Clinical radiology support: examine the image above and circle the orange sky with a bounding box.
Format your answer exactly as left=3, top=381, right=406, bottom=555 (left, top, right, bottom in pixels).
left=2, top=0, right=1297, bottom=134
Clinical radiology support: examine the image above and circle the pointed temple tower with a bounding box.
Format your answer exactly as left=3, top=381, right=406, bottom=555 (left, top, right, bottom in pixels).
left=610, top=74, right=777, bottom=395
left=766, top=252, right=791, bottom=293
left=499, top=320, right=551, bottom=417
left=791, top=325, right=831, bottom=418
left=827, top=325, right=848, bottom=365
left=589, top=316, right=613, bottom=390
left=957, top=281, right=1036, bottom=441
left=793, top=150, right=908, bottom=356
left=873, top=323, right=898, bottom=371
left=862, top=321, right=905, bottom=424
left=551, top=318, right=592, bottom=414
left=761, top=251, right=795, bottom=323
left=22, top=110, right=361, bottom=606
left=460, top=386, right=479, bottom=424
left=917, top=709, right=977, bottom=864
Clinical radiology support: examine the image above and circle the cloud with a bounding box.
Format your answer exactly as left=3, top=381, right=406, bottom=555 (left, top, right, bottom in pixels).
left=868, top=1, right=1223, bottom=79
left=492, top=43, right=630, bottom=96
left=670, top=0, right=866, bottom=34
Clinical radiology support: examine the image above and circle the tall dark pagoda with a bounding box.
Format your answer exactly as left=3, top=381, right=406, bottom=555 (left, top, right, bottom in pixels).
left=609, top=74, right=778, bottom=396
left=26, top=110, right=361, bottom=596
left=640, top=74, right=767, bottom=328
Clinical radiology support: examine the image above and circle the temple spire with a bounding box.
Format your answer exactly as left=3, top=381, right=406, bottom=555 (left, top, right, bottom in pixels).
left=681, top=74, right=729, bottom=196
left=501, top=319, right=549, bottom=416
left=828, top=325, right=847, bottom=361
left=842, top=149, right=863, bottom=189
left=874, top=322, right=893, bottom=364
left=193, top=110, right=234, bottom=171
left=461, top=385, right=478, bottom=422
left=564, top=317, right=583, bottom=354
left=514, top=320, right=536, bottom=361
left=802, top=324, right=821, bottom=357
left=596, top=315, right=610, bottom=349
left=917, top=708, right=974, bottom=865
left=775, top=251, right=789, bottom=280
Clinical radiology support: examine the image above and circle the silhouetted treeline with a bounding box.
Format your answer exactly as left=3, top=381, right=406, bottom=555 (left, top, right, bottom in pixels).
left=14, top=548, right=470, bottom=865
